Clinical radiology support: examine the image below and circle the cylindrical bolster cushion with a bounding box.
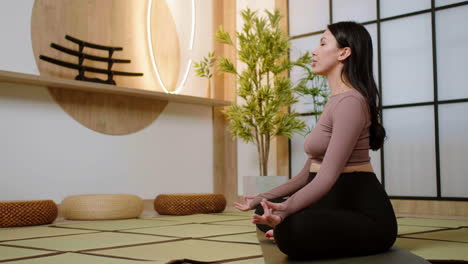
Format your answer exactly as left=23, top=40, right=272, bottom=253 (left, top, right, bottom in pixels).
left=154, top=193, right=226, bottom=215
left=0, top=200, right=58, bottom=227
left=61, top=194, right=143, bottom=220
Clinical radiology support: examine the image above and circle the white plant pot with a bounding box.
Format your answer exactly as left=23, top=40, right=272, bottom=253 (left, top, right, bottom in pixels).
left=243, top=176, right=288, bottom=196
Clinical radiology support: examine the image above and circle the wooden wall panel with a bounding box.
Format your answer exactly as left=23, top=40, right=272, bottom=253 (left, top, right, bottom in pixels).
left=391, top=199, right=468, bottom=218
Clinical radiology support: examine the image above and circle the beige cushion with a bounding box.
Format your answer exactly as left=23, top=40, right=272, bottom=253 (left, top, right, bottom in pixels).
left=61, top=194, right=143, bottom=220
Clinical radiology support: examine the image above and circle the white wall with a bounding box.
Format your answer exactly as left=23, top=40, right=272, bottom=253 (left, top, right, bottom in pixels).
left=0, top=0, right=37, bottom=74
left=0, top=82, right=213, bottom=203
left=0, top=0, right=214, bottom=203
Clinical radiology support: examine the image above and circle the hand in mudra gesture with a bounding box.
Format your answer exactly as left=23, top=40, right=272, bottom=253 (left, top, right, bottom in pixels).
left=234, top=195, right=257, bottom=211
left=252, top=199, right=284, bottom=227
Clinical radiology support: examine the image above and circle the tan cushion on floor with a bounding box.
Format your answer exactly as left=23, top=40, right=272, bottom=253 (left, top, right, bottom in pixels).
left=61, top=194, right=143, bottom=220
left=154, top=193, right=226, bottom=215
left=0, top=200, right=58, bottom=227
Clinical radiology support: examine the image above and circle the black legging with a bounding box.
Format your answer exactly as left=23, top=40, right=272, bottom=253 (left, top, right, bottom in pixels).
left=255, top=171, right=398, bottom=260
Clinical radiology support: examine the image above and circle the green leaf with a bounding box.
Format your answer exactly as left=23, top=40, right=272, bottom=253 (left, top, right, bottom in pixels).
left=219, top=57, right=237, bottom=74
left=216, top=26, right=233, bottom=45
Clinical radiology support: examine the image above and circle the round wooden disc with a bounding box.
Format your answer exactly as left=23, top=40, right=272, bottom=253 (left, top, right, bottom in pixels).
left=30, top=0, right=182, bottom=135
left=48, top=88, right=168, bottom=135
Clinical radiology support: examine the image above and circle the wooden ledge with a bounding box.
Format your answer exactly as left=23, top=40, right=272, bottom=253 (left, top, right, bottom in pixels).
left=0, top=70, right=231, bottom=107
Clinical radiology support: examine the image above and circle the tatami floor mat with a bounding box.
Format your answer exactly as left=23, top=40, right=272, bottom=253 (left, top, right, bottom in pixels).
left=0, top=252, right=166, bottom=264
left=209, top=219, right=253, bottom=226
left=203, top=232, right=259, bottom=244
left=396, top=237, right=468, bottom=261
left=402, top=227, right=468, bottom=243
left=150, top=214, right=250, bottom=224
left=53, top=219, right=181, bottom=231
left=0, top=226, right=95, bottom=242
left=90, top=239, right=262, bottom=262
left=217, top=211, right=255, bottom=217
left=0, top=232, right=177, bottom=251
left=125, top=223, right=255, bottom=238
left=398, top=225, right=447, bottom=235
left=0, top=245, right=57, bottom=262
left=224, top=257, right=265, bottom=264
left=256, top=230, right=431, bottom=264
left=397, top=217, right=468, bottom=228
left=3, top=214, right=467, bottom=264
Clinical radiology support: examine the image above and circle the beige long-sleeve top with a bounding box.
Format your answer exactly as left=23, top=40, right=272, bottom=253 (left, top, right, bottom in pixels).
left=250, top=89, right=372, bottom=220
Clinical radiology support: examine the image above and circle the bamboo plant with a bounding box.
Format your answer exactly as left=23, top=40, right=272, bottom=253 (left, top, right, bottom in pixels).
left=195, top=8, right=312, bottom=176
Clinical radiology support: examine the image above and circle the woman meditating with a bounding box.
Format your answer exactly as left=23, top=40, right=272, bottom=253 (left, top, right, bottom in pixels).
left=235, top=21, right=397, bottom=260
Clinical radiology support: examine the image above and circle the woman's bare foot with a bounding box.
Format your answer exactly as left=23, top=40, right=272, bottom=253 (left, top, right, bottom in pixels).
left=265, top=229, right=275, bottom=242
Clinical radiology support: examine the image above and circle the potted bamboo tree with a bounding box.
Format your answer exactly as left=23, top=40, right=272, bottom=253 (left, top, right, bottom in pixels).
left=195, top=8, right=312, bottom=195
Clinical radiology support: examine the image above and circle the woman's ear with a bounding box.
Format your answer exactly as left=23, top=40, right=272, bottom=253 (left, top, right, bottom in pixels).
left=338, top=47, right=351, bottom=61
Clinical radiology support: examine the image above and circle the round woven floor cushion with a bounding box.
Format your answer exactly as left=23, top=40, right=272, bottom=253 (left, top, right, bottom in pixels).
left=61, top=194, right=143, bottom=220
left=154, top=193, right=226, bottom=215
left=0, top=200, right=58, bottom=227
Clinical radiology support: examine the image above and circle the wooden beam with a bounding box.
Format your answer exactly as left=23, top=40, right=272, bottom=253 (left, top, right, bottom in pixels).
left=275, top=0, right=290, bottom=177
left=213, top=0, right=241, bottom=206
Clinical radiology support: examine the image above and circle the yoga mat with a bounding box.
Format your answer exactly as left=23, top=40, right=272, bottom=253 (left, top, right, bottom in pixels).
left=126, top=224, right=255, bottom=238
left=0, top=232, right=175, bottom=251
left=403, top=227, right=468, bottom=243
left=0, top=252, right=166, bottom=264
left=0, top=245, right=55, bottom=261
left=203, top=233, right=259, bottom=244
left=396, top=237, right=468, bottom=261
left=397, top=217, right=468, bottom=228
left=150, top=214, right=250, bottom=224
left=256, top=230, right=431, bottom=264
left=90, top=239, right=262, bottom=262
left=53, top=219, right=180, bottom=231
left=209, top=219, right=254, bottom=226
left=0, top=226, right=95, bottom=242
left=398, top=225, right=446, bottom=235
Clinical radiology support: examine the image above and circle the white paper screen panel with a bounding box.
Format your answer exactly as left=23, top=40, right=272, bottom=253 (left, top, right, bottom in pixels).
left=439, top=103, right=468, bottom=197
left=435, top=0, right=466, bottom=7
left=332, top=0, right=376, bottom=23
left=290, top=34, right=323, bottom=114
left=289, top=0, right=329, bottom=36
left=380, top=0, right=430, bottom=18
left=383, top=106, right=437, bottom=197
left=370, top=149, right=382, bottom=183
left=436, top=5, right=468, bottom=101
left=381, top=13, right=433, bottom=106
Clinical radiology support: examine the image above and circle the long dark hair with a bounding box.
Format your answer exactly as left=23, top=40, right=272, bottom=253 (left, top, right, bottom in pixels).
left=327, top=21, right=386, bottom=150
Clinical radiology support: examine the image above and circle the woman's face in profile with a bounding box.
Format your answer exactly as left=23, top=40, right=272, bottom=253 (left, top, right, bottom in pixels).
left=311, top=30, right=344, bottom=76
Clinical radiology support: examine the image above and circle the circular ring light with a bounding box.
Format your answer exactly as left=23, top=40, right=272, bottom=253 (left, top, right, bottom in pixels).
left=147, top=0, right=196, bottom=94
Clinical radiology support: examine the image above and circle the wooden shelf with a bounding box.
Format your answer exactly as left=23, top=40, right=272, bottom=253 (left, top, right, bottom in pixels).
left=0, top=70, right=231, bottom=107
